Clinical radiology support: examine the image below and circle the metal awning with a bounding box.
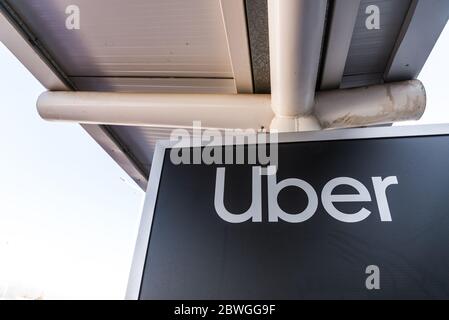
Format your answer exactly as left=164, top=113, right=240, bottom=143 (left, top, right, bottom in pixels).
left=1, top=0, right=448, bottom=190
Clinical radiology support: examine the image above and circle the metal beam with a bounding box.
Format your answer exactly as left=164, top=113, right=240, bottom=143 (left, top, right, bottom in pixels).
left=0, top=6, right=68, bottom=90
left=82, top=125, right=148, bottom=190
left=320, top=0, right=361, bottom=90
left=385, top=0, right=449, bottom=82
left=219, top=0, right=254, bottom=93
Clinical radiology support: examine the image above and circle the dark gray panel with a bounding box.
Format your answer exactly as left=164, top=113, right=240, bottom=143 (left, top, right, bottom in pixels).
left=245, top=0, right=271, bottom=93
left=140, top=135, right=449, bottom=299
left=71, top=77, right=236, bottom=93
left=340, top=72, right=384, bottom=89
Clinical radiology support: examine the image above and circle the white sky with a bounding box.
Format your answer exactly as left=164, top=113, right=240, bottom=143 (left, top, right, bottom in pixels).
left=397, top=23, right=449, bottom=125
left=0, top=42, right=144, bottom=299
left=0, top=22, right=448, bottom=300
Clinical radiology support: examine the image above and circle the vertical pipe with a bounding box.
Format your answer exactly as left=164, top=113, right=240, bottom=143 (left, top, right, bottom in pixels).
left=268, top=0, right=327, bottom=118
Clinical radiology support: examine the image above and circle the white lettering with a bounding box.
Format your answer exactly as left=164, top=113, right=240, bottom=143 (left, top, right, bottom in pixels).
left=214, top=167, right=398, bottom=224
left=322, top=177, right=372, bottom=223
left=214, top=167, right=262, bottom=223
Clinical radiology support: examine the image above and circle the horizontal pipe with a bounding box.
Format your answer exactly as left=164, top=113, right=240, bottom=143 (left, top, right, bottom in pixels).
left=314, top=80, right=426, bottom=129
left=37, top=92, right=273, bottom=130
left=37, top=80, right=426, bottom=131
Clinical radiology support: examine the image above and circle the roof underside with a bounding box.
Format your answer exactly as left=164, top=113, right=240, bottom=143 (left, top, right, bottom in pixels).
left=1, top=0, right=448, bottom=190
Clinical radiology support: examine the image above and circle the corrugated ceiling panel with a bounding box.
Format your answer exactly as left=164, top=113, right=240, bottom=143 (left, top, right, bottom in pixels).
left=110, top=126, right=222, bottom=171
left=8, top=0, right=233, bottom=79
left=342, top=0, right=412, bottom=88
left=71, top=77, right=236, bottom=93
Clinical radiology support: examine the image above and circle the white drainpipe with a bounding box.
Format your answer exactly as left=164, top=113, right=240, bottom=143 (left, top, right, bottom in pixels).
left=37, top=92, right=273, bottom=130
left=315, top=80, right=426, bottom=129
left=268, top=0, right=327, bottom=132
left=36, top=80, right=426, bottom=130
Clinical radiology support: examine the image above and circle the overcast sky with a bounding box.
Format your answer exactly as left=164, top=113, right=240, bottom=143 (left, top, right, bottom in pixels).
left=0, top=42, right=144, bottom=299
left=0, top=23, right=448, bottom=299
left=396, top=23, right=449, bottom=126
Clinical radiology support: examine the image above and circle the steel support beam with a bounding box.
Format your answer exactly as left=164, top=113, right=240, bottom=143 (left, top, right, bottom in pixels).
left=320, top=0, right=361, bottom=90
left=219, top=0, right=254, bottom=93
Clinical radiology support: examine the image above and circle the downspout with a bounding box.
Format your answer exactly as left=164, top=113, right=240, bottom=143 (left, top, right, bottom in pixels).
left=267, top=0, right=327, bottom=132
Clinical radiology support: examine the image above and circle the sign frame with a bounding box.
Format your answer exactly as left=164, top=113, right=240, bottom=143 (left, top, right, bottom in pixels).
left=125, top=123, right=449, bottom=300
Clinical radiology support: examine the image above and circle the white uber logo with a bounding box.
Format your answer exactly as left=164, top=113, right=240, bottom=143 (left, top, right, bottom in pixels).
left=214, top=166, right=398, bottom=223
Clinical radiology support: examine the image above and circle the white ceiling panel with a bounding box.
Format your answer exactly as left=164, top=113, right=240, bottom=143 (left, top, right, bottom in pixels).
left=10, top=0, right=233, bottom=79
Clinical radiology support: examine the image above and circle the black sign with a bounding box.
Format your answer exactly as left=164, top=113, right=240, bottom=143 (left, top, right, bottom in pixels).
left=133, top=127, right=449, bottom=299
